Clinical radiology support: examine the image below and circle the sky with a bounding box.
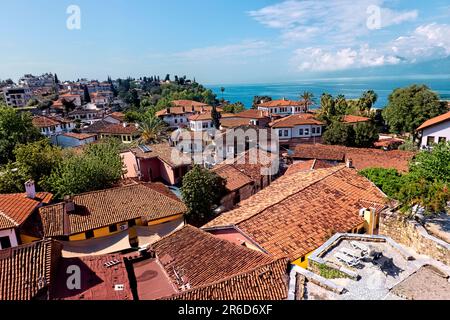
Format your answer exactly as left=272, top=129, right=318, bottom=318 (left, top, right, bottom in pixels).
left=1, top=0, right=450, bottom=84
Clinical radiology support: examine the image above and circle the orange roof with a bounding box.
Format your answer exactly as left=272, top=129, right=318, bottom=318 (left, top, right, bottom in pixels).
left=342, top=115, right=371, bottom=124
left=212, top=164, right=253, bottom=192
left=62, top=132, right=97, bottom=140
left=106, top=112, right=125, bottom=122
left=189, top=112, right=235, bottom=121
left=259, top=99, right=304, bottom=107
left=235, top=109, right=269, bottom=119
left=171, top=100, right=208, bottom=108
left=220, top=118, right=253, bottom=128
left=0, top=192, right=53, bottom=230
left=204, top=166, right=387, bottom=260
left=417, top=111, right=450, bottom=131
left=84, top=120, right=139, bottom=135
left=32, top=116, right=61, bottom=128
left=270, top=113, right=324, bottom=128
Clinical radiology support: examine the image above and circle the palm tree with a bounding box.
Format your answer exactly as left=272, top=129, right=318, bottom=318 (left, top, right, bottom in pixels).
left=138, top=114, right=167, bottom=144
left=300, top=91, right=314, bottom=113
left=220, top=87, right=225, bottom=101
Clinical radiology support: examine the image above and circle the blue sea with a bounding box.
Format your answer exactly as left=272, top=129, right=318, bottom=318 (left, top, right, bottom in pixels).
left=207, top=76, right=450, bottom=109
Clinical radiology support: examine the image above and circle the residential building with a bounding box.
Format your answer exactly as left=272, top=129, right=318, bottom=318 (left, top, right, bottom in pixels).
left=124, top=225, right=287, bottom=300
left=189, top=112, right=234, bottom=132
left=90, top=91, right=112, bottom=107
left=83, top=120, right=139, bottom=143
left=417, top=111, right=450, bottom=149
left=32, top=116, right=76, bottom=138
left=69, top=109, right=102, bottom=122
left=0, top=181, right=53, bottom=249
left=290, top=233, right=450, bottom=300
left=103, top=112, right=125, bottom=124
left=59, top=93, right=82, bottom=107
left=3, top=86, right=32, bottom=107
left=291, top=144, right=415, bottom=173
left=38, top=183, right=187, bottom=242
left=341, top=115, right=371, bottom=125
left=131, top=143, right=192, bottom=185
left=18, top=73, right=55, bottom=90
left=56, top=132, right=98, bottom=148
left=0, top=239, right=62, bottom=300
left=257, top=98, right=307, bottom=117
left=270, top=113, right=325, bottom=147
left=155, top=100, right=221, bottom=128
left=203, top=165, right=388, bottom=269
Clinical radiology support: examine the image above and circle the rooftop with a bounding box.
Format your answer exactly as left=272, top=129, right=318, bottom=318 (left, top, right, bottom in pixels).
left=342, top=115, right=371, bottom=124
left=39, top=184, right=187, bottom=237
left=62, top=132, right=97, bottom=140
left=297, top=233, right=450, bottom=300
left=211, top=163, right=254, bottom=192
left=417, top=111, right=450, bottom=131
left=293, top=144, right=415, bottom=173
left=204, top=166, right=387, bottom=260
left=234, top=109, right=270, bottom=119
left=270, top=113, right=324, bottom=128
left=131, top=143, right=192, bottom=168
left=32, top=116, right=63, bottom=128
left=0, top=239, right=62, bottom=300
left=83, top=120, right=139, bottom=135
left=259, top=99, right=305, bottom=108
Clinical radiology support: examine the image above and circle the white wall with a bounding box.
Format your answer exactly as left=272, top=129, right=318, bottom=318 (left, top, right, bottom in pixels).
left=420, top=120, right=450, bottom=148
left=0, top=228, right=18, bottom=249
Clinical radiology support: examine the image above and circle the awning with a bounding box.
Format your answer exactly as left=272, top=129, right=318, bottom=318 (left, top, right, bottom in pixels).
left=61, top=230, right=132, bottom=258
left=136, top=219, right=184, bottom=248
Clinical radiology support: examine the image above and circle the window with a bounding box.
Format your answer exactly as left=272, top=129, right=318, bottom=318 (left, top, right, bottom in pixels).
left=439, top=137, right=447, bottom=144
left=109, top=224, right=118, bottom=233
left=284, top=130, right=289, bottom=137
left=299, top=129, right=304, bottom=136
left=300, top=256, right=305, bottom=263
left=304, top=128, right=309, bottom=135
left=316, top=127, right=321, bottom=134
left=312, top=127, right=316, bottom=134
left=278, top=130, right=283, bottom=137
left=0, top=236, right=12, bottom=249
left=85, top=230, right=94, bottom=239
left=427, top=136, right=435, bottom=146
left=174, top=119, right=178, bottom=124
left=128, top=219, right=136, bottom=227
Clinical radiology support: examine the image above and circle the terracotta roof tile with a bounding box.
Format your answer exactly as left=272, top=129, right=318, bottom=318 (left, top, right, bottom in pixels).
left=131, top=143, right=192, bottom=168
left=204, top=166, right=387, bottom=260
left=0, top=239, right=62, bottom=300
left=259, top=99, right=305, bottom=107
left=235, top=109, right=270, bottom=119
left=62, top=132, right=97, bottom=140
left=417, top=111, right=450, bottom=131
left=32, top=116, right=61, bottom=128
left=212, top=164, right=253, bottom=192
left=270, top=114, right=324, bottom=128
left=152, top=225, right=274, bottom=289
left=342, top=115, right=371, bottom=124
left=84, top=120, right=138, bottom=135
left=39, top=184, right=187, bottom=237
left=220, top=118, right=253, bottom=128
left=165, top=258, right=290, bottom=300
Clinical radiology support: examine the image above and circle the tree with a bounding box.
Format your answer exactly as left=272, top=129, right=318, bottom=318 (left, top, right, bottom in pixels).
left=181, top=165, right=226, bottom=226
left=13, top=139, right=63, bottom=190
left=0, top=163, right=29, bottom=194
left=125, top=110, right=142, bottom=123
left=358, top=90, right=378, bottom=114
left=383, top=85, right=446, bottom=136
left=409, top=141, right=450, bottom=183
left=61, top=98, right=77, bottom=116
left=222, top=102, right=244, bottom=114
left=211, top=105, right=222, bottom=130
left=322, top=121, right=354, bottom=146
left=42, top=139, right=124, bottom=199
left=138, top=114, right=167, bottom=144
left=359, top=168, right=403, bottom=198
left=317, top=93, right=337, bottom=124
left=220, top=87, right=225, bottom=100
left=300, top=91, right=314, bottom=113
left=252, top=96, right=272, bottom=109
left=354, top=122, right=379, bottom=148
left=334, top=94, right=348, bottom=116
left=83, top=85, right=91, bottom=103
left=0, top=106, right=42, bottom=164
left=54, top=74, right=60, bottom=84
left=164, top=74, right=171, bottom=82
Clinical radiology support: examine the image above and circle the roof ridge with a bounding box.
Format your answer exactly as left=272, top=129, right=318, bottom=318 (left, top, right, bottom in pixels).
left=230, top=165, right=346, bottom=227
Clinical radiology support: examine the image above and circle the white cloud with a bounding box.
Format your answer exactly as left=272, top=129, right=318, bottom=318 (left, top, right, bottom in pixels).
left=173, top=40, right=271, bottom=62
left=249, top=0, right=418, bottom=44
left=291, top=44, right=401, bottom=71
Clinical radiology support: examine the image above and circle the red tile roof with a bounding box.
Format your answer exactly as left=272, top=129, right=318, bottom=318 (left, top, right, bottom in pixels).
left=293, top=144, right=415, bottom=173
left=39, top=184, right=187, bottom=237
left=106, top=112, right=125, bottom=122
left=342, top=115, right=371, bottom=124
left=220, top=118, right=254, bottom=128
left=188, top=112, right=235, bottom=121
left=0, top=239, right=62, bottom=300
left=51, top=253, right=132, bottom=300
left=259, top=99, right=305, bottom=107
left=151, top=225, right=274, bottom=289
left=62, top=132, right=97, bottom=140
left=0, top=192, right=53, bottom=230
left=204, top=166, right=387, bottom=260
left=165, top=258, right=290, bottom=300
left=212, top=164, right=254, bottom=192
left=172, top=100, right=209, bottom=108
left=270, top=114, right=324, bottom=128
left=417, top=111, right=450, bottom=131
left=235, top=109, right=270, bottom=119
left=32, top=116, right=61, bottom=128
left=84, top=120, right=139, bottom=135
left=131, top=143, right=192, bottom=168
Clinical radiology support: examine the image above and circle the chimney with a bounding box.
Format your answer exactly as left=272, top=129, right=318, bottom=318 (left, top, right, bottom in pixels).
left=64, top=195, right=75, bottom=214
left=346, top=158, right=353, bottom=168
left=25, top=180, right=36, bottom=199
left=166, top=107, right=170, bottom=114
left=123, top=122, right=128, bottom=128
left=182, top=106, right=185, bottom=113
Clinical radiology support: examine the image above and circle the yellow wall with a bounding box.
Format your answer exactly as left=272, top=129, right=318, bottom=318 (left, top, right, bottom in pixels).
left=20, top=233, right=40, bottom=244
left=147, top=214, right=184, bottom=226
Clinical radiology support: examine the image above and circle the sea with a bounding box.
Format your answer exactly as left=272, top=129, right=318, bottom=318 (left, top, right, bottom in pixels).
left=207, top=76, right=450, bottom=109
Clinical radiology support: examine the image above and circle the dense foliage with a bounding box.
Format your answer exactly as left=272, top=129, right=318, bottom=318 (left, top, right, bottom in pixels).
left=222, top=102, right=245, bottom=114
left=383, top=85, right=446, bottom=136
left=181, top=165, right=226, bottom=226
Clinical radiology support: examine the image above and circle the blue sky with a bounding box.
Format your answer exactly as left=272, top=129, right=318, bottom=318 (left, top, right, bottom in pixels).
left=1, top=0, right=450, bottom=84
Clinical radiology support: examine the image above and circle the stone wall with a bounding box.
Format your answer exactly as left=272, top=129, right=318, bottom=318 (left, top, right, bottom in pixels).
left=379, top=211, right=450, bottom=265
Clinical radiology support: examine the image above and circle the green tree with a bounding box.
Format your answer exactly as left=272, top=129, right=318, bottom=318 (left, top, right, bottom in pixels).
left=358, top=90, right=378, bottom=114
left=322, top=121, right=354, bottom=146
left=138, top=114, right=167, bottom=144
left=359, top=168, right=403, bottom=198
left=125, top=110, right=142, bottom=123
left=42, top=139, right=124, bottom=199
left=181, top=165, right=227, bottom=226
left=0, top=163, right=29, bottom=194
left=0, top=106, right=42, bottom=164
left=300, top=91, right=314, bottom=113
left=13, top=139, right=63, bottom=190
left=354, top=122, right=379, bottom=148
left=317, top=93, right=337, bottom=124
left=409, top=141, right=450, bottom=183
left=222, top=102, right=245, bottom=114
left=83, top=85, right=91, bottom=103
left=220, top=87, right=225, bottom=100
left=61, top=98, right=77, bottom=116
left=211, top=105, right=222, bottom=129
left=383, top=85, right=445, bottom=136
left=334, top=94, right=348, bottom=116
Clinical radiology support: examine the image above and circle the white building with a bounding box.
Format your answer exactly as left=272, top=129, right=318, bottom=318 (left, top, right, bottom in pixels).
left=3, top=86, right=32, bottom=107
left=59, top=93, right=82, bottom=107
left=270, top=113, right=324, bottom=143
left=257, top=98, right=306, bottom=117
left=32, top=116, right=76, bottom=138
left=417, top=111, right=450, bottom=149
